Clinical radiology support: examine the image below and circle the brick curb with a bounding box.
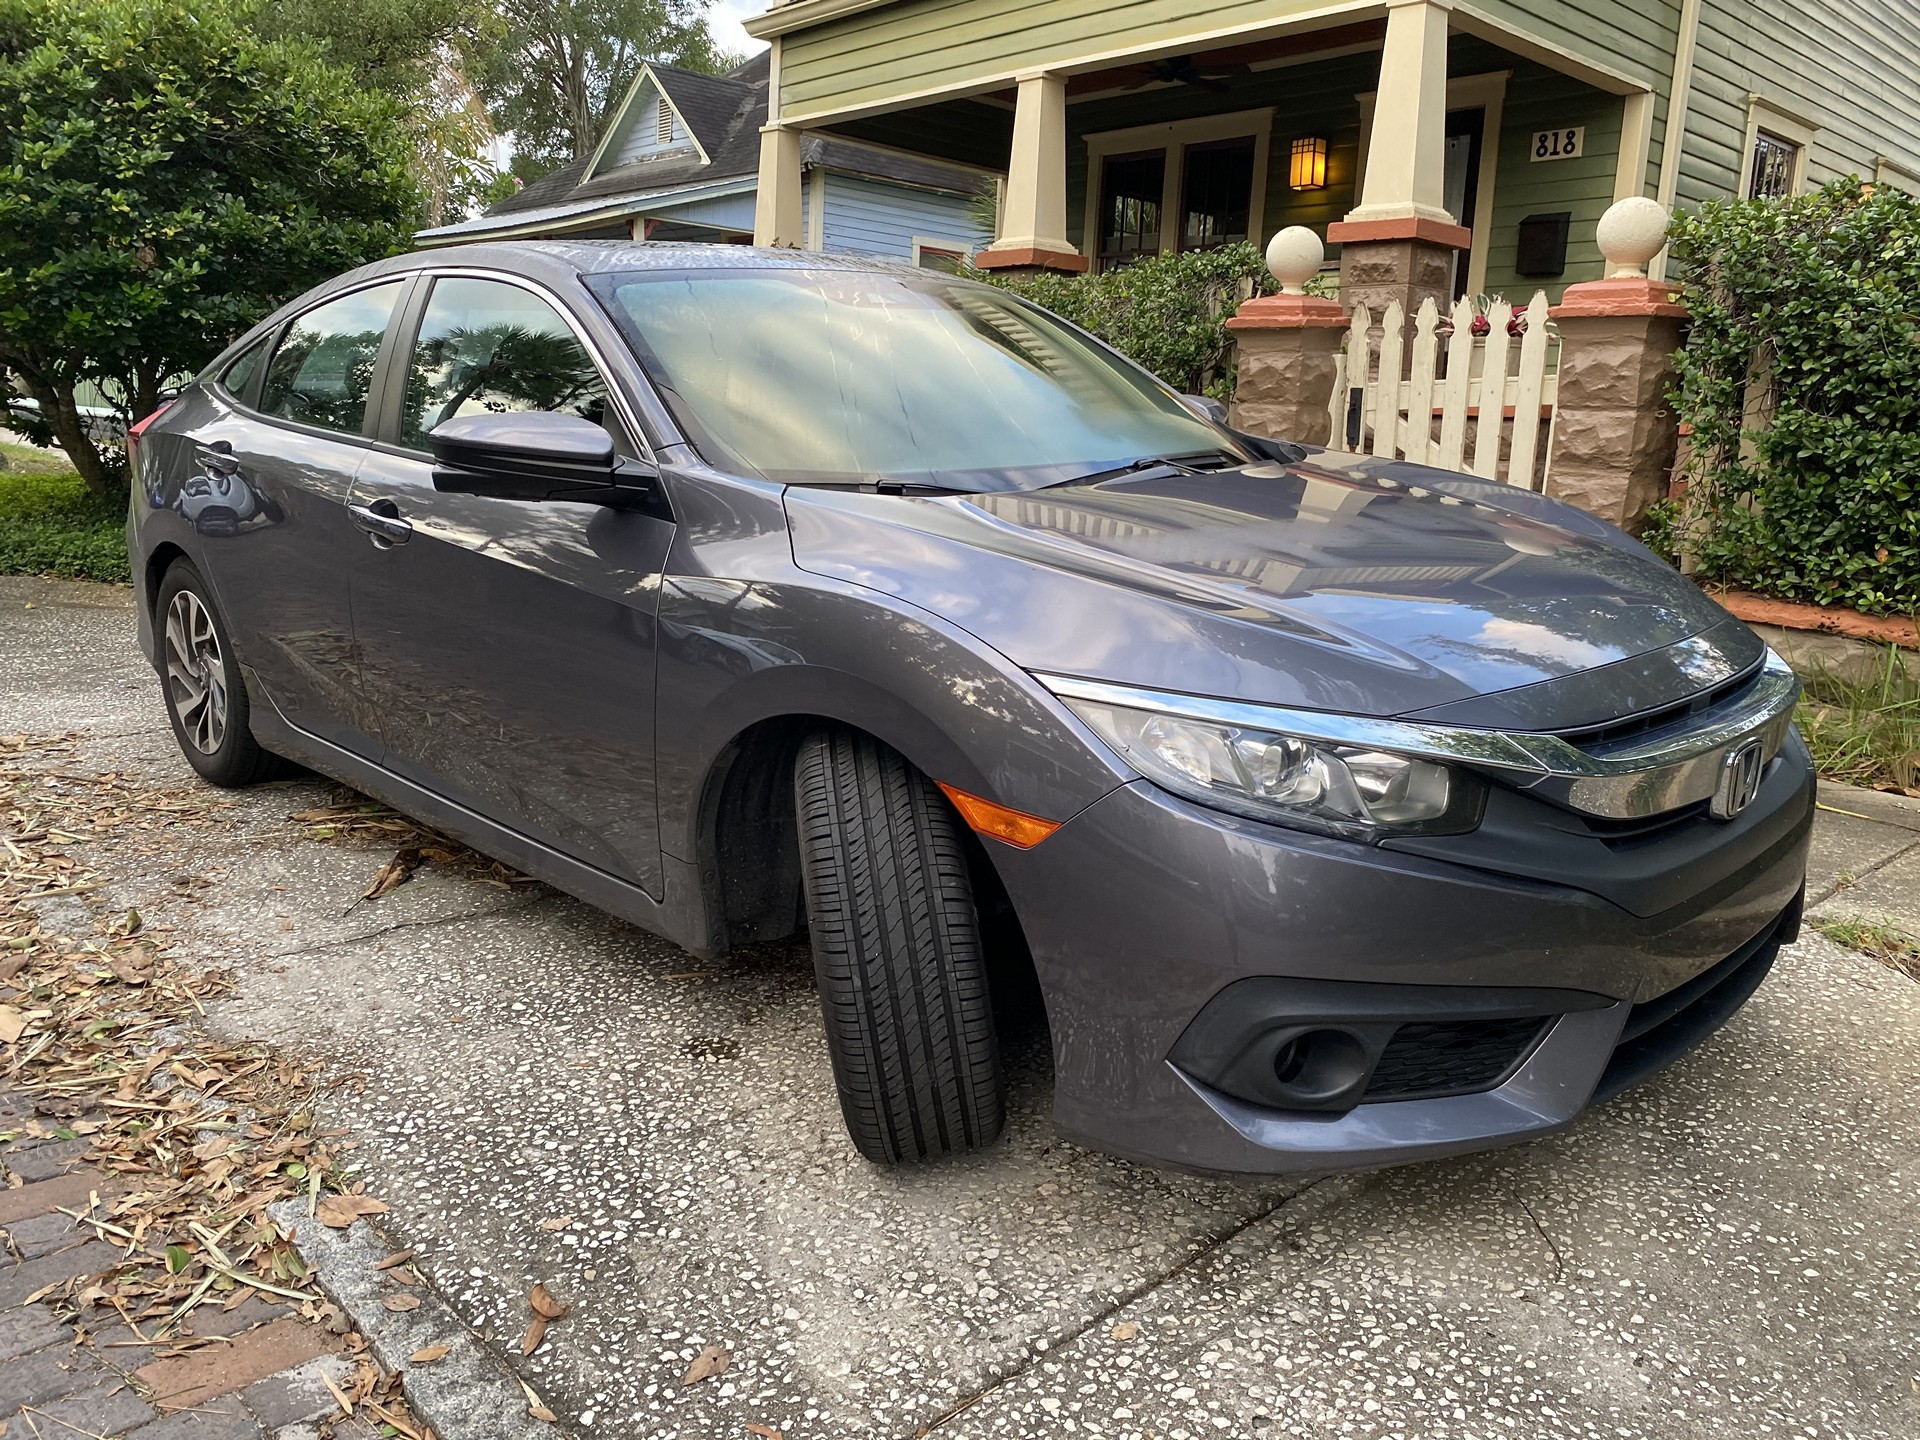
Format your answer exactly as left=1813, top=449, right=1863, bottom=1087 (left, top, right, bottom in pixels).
left=269, top=1201, right=560, bottom=1440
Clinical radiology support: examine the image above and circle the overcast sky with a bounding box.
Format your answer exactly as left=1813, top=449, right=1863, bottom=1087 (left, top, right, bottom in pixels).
left=710, top=0, right=771, bottom=61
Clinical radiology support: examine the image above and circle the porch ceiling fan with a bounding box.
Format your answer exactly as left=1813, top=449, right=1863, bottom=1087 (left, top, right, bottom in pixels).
left=1112, top=54, right=1250, bottom=93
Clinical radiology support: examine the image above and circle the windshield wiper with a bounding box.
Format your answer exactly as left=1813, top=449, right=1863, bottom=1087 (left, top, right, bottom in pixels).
left=1030, top=452, right=1237, bottom=491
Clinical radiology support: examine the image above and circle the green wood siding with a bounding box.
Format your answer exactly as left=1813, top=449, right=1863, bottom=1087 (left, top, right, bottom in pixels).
left=780, top=0, right=1339, bottom=117
left=1678, top=0, right=1920, bottom=205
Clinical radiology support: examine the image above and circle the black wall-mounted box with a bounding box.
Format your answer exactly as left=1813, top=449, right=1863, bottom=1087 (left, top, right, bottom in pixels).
left=1515, top=211, right=1572, bottom=277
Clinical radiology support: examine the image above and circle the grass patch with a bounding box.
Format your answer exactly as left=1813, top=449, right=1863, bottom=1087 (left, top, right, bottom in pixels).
left=0, top=446, right=128, bottom=583
left=1813, top=915, right=1920, bottom=981
left=1794, top=645, right=1920, bottom=793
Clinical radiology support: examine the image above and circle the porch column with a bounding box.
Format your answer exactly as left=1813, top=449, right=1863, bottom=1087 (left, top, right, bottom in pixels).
left=1227, top=229, right=1348, bottom=446
left=976, top=72, right=1088, bottom=274
left=754, top=125, right=804, bottom=248
left=1330, top=0, right=1470, bottom=315
left=1545, top=198, right=1687, bottom=531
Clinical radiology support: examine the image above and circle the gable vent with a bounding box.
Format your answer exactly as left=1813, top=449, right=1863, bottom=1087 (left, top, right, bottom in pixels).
left=656, top=99, right=674, bottom=146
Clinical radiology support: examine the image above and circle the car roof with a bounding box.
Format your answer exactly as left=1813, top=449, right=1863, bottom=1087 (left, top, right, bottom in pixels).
left=360, top=239, right=934, bottom=285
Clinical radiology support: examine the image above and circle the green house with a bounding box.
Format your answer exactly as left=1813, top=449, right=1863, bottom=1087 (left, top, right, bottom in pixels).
left=741, top=0, right=1920, bottom=305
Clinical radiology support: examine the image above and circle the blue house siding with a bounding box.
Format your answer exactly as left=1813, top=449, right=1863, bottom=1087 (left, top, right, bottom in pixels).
left=819, top=174, right=987, bottom=261
left=650, top=190, right=759, bottom=233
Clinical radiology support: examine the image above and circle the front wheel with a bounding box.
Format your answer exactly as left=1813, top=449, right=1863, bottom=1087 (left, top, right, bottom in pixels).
left=794, top=730, right=1006, bottom=1164
left=156, top=560, right=292, bottom=788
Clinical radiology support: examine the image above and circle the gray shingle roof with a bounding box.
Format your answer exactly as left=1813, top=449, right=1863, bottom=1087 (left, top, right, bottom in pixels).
left=465, top=49, right=984, bottom=236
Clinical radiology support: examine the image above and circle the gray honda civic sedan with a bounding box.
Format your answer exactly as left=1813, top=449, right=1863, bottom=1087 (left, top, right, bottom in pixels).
left=128, top=242, right=1814, bottom=1174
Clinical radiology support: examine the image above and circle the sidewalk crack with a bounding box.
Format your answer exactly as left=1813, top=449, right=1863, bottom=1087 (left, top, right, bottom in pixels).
left=909, top=1177, right=1328, bottom=1437
left=1811, top=833, right=1920, bottom=907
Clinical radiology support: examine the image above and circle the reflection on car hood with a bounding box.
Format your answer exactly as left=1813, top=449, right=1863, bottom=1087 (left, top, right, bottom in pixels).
left=784, top=450, right=1759, bottom=728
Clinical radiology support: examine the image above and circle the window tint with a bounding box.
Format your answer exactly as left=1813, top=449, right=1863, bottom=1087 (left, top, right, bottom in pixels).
left=259, top=283, right=403, bottom=436
left=400, top=278, right=608, bottom=449
left=220, top=336, right=270, bottom=401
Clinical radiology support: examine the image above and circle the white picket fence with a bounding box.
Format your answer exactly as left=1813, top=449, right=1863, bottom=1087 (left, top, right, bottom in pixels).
left=1324, top=293, right=1560, bottom=489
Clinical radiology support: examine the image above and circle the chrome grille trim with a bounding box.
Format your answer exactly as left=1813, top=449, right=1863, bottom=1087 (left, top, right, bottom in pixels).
left=1037, top=652, right=1801, bottom=822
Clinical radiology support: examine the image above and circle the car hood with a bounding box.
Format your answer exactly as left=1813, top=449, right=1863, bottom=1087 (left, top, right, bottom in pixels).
left=784, top=450, right=1761, bottom=729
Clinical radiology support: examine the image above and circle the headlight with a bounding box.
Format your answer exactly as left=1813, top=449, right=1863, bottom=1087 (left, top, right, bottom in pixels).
left=1062, top=697, right=1479, bottom=840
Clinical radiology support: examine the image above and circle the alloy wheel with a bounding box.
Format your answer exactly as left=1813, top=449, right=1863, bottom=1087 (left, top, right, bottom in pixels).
left=164, top=589, right=228, bottom=755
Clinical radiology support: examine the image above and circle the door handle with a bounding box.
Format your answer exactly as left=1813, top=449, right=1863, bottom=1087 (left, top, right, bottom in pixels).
left=348, top=499, right=413, bottom=547
left=195, top=442, right=241, bottom=477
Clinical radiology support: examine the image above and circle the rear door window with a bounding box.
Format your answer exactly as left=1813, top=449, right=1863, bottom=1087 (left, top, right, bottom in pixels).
left=218, top=335, right=271, bottom=403
left=398, top=277, right=609, bottom=450
left=259, top=282, right=405, bottom=436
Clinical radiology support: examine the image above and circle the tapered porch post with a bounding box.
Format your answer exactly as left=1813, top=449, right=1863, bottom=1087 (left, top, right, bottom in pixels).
left=976, top=72, right=1088, bottom=275
left=1331, top=0, right=1470, bottom=315
left=754, top=125, right=805, bottom=248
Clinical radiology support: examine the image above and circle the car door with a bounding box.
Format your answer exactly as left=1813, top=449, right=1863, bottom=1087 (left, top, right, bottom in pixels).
left=347, top=271, right=675, bottom=896
left=177, top=279, right=407, bottom=754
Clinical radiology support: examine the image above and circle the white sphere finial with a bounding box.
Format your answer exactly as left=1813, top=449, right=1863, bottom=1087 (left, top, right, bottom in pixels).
left=1596, top=196, right=1671, bottom=279
left=1265, top=226, right=1324, bottom=296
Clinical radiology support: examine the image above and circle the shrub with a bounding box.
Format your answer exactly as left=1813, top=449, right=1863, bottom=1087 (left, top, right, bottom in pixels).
left=975, top=243, right=1277, bottom=398
left=1667, top=179, right=1920, bottom=616
left=0, top=460, right=129, bottom=583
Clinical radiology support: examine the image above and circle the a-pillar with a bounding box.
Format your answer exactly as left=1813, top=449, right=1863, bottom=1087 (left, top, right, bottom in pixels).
left=1328, top=0, right=1470, bottom=316
left=975, top=72, right=1088, bottom=275
left=753, top=125, right=804, bottom=248
left=1227, top=228, right=1348, bottom=446
left=1545, top=197, right=1687, bottom=530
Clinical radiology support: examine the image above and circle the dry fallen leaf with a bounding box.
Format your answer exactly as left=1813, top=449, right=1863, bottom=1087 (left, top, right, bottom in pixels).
left=0, top=1005, right=25, bottom=1043
left=315, top=1194, right=390, bottom=1229
left=409, top=1345, right=452, bottom=1365
left=382, top=1294, right=421, bottom=1313
left=538, top=1216, right=573, bottom=1232
left=373, top=1248, right=416, bottom=1271
left=745, top=1426, right=784, bottom=1440
left=520, top=1283, right=573, bottom=1355
left=682, top=1343, right=732, bottom=1386
left=519, top=1379, right=557, bottom=1423
left=1110, top=1321, right=1140, bottom=1341
left=361, top=846, right=424, bottom=902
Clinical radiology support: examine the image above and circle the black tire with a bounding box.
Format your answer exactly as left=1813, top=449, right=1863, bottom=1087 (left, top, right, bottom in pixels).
left=794, top=729, right=1006, bottom=1164
left=155, top=559, right=293, bottom=788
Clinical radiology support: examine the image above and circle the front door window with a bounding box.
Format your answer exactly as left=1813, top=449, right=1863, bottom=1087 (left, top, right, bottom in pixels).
left=1180, top=137, right=1256, bottom=252
left=1098, top=151, right=1166, bottom=269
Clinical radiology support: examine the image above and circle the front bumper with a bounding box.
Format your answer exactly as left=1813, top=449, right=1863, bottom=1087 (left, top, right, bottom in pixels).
left=989, top=735, right=1814, bottom=1174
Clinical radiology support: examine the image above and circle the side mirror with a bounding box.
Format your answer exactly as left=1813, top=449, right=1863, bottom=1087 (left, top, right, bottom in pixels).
left=429, top=412, right=655, bottom=507
left=1181, top=394, right=1230, bottom=425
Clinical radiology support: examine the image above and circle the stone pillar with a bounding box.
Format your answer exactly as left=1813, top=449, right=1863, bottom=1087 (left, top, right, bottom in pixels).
left=1226, top=229, right=1348, bottom=446
left=753, top=126, right=804, bottom=248
left=976, top=73, right=1088, bottom=275
left=1328, top=0, right=1469, bottom=316
left=1545, top=197, right=1687, bottom=531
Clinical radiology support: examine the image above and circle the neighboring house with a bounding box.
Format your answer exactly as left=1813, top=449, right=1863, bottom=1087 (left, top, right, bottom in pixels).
left=742, top=0, right=1920, bottom=303
left=417, top=53, right=992, bottom=269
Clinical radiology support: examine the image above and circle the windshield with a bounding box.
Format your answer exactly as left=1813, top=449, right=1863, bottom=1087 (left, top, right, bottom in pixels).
left=586, top=268, right=1239, bottom=490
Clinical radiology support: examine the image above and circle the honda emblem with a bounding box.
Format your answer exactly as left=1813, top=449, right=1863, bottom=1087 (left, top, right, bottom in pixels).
left=1711, top=738, right=1767, bottom=819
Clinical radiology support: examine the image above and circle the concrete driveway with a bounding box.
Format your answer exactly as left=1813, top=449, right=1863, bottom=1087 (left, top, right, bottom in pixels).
left=4, top=574, right=1918, bottom=1440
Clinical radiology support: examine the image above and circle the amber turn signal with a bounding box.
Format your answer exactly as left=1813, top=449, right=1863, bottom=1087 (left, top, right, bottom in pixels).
left=937, top=783, right=1061, bottom=850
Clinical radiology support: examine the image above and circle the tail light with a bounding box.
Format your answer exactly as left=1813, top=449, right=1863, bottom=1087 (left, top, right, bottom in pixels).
left=125, top=400, right=178, bottom=480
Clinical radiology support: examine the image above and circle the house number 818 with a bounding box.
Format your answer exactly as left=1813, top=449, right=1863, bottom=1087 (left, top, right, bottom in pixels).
left=1532, top=127, right=1585, bottom=161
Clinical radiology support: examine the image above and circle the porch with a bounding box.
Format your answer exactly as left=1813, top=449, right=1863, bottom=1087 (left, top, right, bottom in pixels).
left=749, top=0, right=1661, bottom=313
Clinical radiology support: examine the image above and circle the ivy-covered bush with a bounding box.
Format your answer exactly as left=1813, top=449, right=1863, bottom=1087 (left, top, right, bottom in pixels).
left=975, top=243, right=1277, bottom=398
left=1663, top=179, right=1920, bottom=616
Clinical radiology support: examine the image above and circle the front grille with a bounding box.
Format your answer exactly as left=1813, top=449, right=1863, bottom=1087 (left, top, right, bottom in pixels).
left=1553, top=665, right=1764, bottom=753
left=1362, top=1016, right=1551, bottom=1102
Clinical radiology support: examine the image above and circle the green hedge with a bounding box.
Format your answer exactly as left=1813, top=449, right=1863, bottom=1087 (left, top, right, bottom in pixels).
left=974, top=242, right=1276, bottom=399
left=0, top=458, right=129, bottom=583
left=1660, top=179, right=1920, bottom=616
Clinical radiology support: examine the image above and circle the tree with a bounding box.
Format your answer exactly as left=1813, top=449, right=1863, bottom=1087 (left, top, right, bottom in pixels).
left=465, top=0, right=733, bottom=174
left=255, top=0, right=503, bottom=227
left=0, top=0, right=420, bottom=494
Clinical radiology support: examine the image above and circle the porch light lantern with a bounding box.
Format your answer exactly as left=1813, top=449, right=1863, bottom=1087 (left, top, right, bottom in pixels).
left=1289, top=136, right=1328, bottom=191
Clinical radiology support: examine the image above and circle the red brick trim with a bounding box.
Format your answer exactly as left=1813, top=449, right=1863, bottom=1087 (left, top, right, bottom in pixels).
left=972, top=246, right=1090, bottom=274
left=1706, top=587, right=1919, bottom=649
left=1326, top=217, right=1473, bottom=250
left=1225, top=294, right=1349, bottom=330
left=1552, top=277, right=1688, bottom=319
